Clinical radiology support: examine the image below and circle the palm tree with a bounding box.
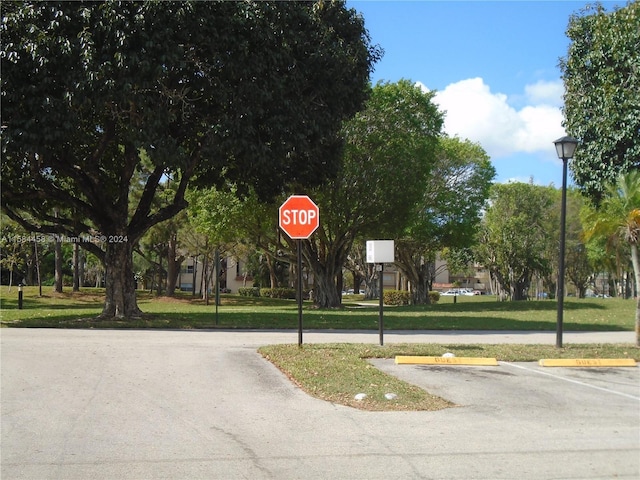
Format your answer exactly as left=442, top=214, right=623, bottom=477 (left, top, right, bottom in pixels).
left=583, top=171, right=640, bottom=346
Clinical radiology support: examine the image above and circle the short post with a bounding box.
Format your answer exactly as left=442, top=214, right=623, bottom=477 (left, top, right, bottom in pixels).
left=366, top=240, right=395, bottom=347
left=18, top=283, right=23, bottom=310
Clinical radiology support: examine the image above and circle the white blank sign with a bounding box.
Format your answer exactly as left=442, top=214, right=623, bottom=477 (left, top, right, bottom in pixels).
left=366, top=240, right=394, bottom=263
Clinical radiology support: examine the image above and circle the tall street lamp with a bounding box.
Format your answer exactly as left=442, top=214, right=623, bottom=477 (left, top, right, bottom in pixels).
left=553, top=135, right=579, bottom=348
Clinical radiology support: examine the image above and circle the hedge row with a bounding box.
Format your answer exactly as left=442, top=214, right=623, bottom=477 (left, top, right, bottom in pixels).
left=239, top=287, right=440, bottom=304
left=260, top=288, right=296, bottom=299
left=238, top=287, right=298, bottom=299
left=383, top=290, right=411, bottom=305
left=238, top=287, right=260, bottom=297
left=382, top=290, right=440, bottom=305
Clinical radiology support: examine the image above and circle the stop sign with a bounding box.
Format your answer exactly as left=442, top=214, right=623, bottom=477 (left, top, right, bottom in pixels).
left=279, top=195, right=319, bottom=239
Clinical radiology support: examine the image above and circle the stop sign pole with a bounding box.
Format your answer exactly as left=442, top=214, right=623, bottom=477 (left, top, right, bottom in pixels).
left=279, top=195, right=320, bottom=346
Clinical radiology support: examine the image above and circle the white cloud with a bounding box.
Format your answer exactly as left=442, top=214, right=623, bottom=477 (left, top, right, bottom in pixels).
left=504, top=176, right=541, bottom=185
left=416, top=78, right=565, bottom=159
left=524, top=79, right=564, bottom=107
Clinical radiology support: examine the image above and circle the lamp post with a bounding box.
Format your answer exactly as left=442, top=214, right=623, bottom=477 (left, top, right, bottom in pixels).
left=553, top=135, right=578, bottom=348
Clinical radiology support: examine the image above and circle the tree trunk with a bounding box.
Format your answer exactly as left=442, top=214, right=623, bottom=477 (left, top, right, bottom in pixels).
left=363, top=264, right=378, bottom=300
left=512, top=278, right=530, bottom=300
left=192, top=256, right=198, bottom=296
left=577, top=284, right=587, bottom=299
left=156, top=256, right=164, bottom=296
left=410, top=263, right=432, bottom=305
left=166, top=234, right=184, bottom=296
left=201, top=256, right=209, bottom=304
left=72, top=243, right=80, bottom=292
left=266, top=254, right=279, bottom=288
left=54, top=236, right=63, bottom=293
left=34, top=240, right=42, bottom=296
left=302, top=237, right=351, bottom=309
left=352, top=271, right=362, bottom=295
left=313, top=264, right=342, bottom=308
left=100, top=241, right=142, bottom=319
left=394, top=246, right=437, bottom=305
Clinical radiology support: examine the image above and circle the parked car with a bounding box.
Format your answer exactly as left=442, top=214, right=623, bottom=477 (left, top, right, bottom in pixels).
left=441, top=288, right=474, bottom=296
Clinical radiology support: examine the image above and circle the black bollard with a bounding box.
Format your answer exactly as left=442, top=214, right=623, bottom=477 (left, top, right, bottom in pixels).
left=18, top=283, right=23, bottom=309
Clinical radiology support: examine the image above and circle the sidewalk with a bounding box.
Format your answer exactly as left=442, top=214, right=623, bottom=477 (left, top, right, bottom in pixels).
left=0, top=328, right=634, bottom=347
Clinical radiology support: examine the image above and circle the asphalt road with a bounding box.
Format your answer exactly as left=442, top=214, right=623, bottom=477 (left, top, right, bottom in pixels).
left=1, top=329, right=639, bottom=479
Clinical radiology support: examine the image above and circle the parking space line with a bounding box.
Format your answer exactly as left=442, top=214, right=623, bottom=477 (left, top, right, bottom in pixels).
left=501, top=361, right=640, bottom=401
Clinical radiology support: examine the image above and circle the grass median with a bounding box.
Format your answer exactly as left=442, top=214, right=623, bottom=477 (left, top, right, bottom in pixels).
left=259, top=342, right=637, bottom=411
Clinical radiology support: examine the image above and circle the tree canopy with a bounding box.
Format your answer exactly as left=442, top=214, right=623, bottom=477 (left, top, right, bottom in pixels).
left=396, top=136, right=495, bottom=304
left=475, top=182, right=554, bottom=301
left=560, top=1, right=640, bottom=202
left=1, top=0, right=379, bottom=318
left=305, top=79, right=444, bottom=307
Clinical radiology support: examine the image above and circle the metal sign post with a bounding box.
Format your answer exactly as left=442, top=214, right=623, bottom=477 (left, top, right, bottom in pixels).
left=366, top=240, right=395, bottom=347
left=278, top=195, right=319, bottom=347
left=297, top=240, right=303, bottom=346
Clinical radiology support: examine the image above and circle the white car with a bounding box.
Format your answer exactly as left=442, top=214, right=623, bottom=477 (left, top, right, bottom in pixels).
left=441, top=288, right=475, bottom=296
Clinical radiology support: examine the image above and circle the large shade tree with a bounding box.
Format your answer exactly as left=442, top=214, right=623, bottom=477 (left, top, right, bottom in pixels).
left=302, top=80, right=444, bottom=308
left=560, top=1, right=640, bottom=202
left=395, top=137, right=495, bottom=304
left=1, top=1, right=378, bottom=319
left=475, top=182, right=555, bottom=301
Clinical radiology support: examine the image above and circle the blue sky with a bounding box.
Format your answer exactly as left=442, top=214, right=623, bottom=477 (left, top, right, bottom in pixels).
left=349, top=0, right=623, bottom=187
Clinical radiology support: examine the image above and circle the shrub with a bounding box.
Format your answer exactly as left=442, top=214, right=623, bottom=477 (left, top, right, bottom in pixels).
left=260, top=288, right=296, bottom=299
left=238, top=287, right=260, bottom=297
left=429, top=291, right=440, bottom=304
left=383, top=290, right=411, bottom=306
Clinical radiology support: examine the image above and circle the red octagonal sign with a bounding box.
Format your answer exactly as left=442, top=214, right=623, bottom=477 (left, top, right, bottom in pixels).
left=279, top=195, right=319, bottom=239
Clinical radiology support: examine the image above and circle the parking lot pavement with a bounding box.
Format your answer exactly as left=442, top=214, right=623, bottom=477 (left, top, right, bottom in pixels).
left=370, top=359, right=640, bottom=406
left=2, top=329, right=639, bottom=479
left=371, top=359, right=640, bottom=476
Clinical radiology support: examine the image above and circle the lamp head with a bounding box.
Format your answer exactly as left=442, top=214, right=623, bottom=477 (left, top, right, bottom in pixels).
left=553, top=136, right=579, bottom=160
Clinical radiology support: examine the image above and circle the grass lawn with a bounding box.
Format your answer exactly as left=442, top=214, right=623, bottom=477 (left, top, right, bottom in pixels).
left=2, top=286, right=637, bottom=411
left=0, top=286, right=635, bottom=331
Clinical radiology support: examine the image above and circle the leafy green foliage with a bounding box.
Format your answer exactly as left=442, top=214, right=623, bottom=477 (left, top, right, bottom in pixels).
left=382, top=290, right=412, bottom=306
left=582, top=171, right=640, bottom=345
left=395, top=136, right=495, bottom=304
left=476, top=182, right=555, bottom=300
left=259, top=288, right=297, bottom=300
left=303, top=80, right=444, bottom=307
left=314, top=80, right=443, bottom=240
left=1, top=1, right=378, bottom=318
left=560, top=2, right=640, bottom=202
left=238, top=287, right=260, bottom=297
